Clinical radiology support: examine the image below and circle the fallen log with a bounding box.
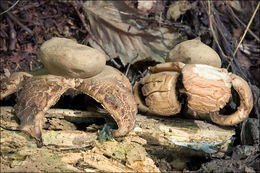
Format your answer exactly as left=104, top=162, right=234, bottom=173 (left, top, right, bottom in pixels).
left=0, top=106, right=235, bottom=171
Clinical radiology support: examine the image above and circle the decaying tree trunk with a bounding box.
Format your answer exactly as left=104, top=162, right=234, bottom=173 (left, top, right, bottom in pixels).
left=0, top=106, right=234, bottom=172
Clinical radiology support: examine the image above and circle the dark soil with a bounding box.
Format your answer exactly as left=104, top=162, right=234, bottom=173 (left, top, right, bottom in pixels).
left=0, top=0, right=259, bottom=172
left=0, top=0, right=88, bottom=75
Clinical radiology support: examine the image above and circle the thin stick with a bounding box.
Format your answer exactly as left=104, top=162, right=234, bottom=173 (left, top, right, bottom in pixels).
left=0, top=1, right=33, bottom=35
left=227, top=5, right=260, bottom=42
left=12, top=1, right=46, bottom=14
left=5, top=11, right=34, bottom=35
left=6, top=17, right=17, bottom=50
left=125, top=63, right=131, bottom=77
left=0, top=0, right=19, bottom=16
left=207, top=0, right=229, bottom=60
left=227, top=2, right=260, bottom=70
left=233, top=2, right=260, bottom=57
left=125, top=53, right=139, bottom=76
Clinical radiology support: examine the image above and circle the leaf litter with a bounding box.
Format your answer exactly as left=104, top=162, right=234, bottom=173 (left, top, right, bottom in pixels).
left=84, top=1, right=181, bottom=66
left=0, top=0, right=259, bottom=172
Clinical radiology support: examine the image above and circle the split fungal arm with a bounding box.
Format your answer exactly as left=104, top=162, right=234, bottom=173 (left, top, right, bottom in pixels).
left=0, top=72, right=33, bottom=100
left=0, top=68, right=49, bottom=100
left=149, top=62, right=185, bottom=73
left=210, top=74, right=254, bottom=126
left=14, top=75, right=82, bottom=147
left=133, top=71, right=181, bottom=116
left=77, top=66, right=137, bottom=138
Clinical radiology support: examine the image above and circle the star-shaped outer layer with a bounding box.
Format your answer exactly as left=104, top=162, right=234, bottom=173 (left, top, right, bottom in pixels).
left=0, top=66, right=137, bottom=147
left=134, top=62, right=253, bottom=126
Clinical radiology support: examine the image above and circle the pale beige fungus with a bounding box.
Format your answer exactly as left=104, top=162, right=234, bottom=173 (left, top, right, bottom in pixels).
left=38, top=37, right=106, bottom=78
left=167, top=38, right=221, bottom=67
left=182, top=64, right=232, bottom=114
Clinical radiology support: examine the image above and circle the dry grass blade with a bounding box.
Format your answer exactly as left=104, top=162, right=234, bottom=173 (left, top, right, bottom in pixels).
left=227, top=2, right=260, bottom=70
left=0, top=0, right=19, bottom=16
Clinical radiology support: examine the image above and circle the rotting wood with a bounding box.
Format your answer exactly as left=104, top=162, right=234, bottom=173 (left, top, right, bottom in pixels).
left=0, top=106, right=234, bottom=154
left=0, top=106, right=235, bottom=172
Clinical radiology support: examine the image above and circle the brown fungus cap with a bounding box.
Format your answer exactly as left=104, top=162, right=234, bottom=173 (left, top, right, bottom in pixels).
left=182, top=64, right=232, bottom=114
left=38, top=37, right=106, bottom=78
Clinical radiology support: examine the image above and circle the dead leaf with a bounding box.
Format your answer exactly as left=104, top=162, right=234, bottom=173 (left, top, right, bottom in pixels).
left=167, top=0, right=192, bottom=21
left=83, top=1, right=180, bottom=66
left=137, top=0, right=156, bottom=13
left=9, top=52, right=25, bottom=64
left=24, top=43, right=35, bottom=54
left=225, top=0, right=242, bottom=13
left=3, top=68, right=10, bottom=77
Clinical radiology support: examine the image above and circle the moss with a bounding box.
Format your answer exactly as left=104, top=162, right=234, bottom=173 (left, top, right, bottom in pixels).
left=3, top=149, right=71, bottom=172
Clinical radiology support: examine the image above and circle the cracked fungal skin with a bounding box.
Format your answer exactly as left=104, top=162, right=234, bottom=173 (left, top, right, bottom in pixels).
left=14, top=75, right=82, bottom=146
left=210, top=73, right=253, bottom=126
left=181, top=64, right=253, bottom=126
left=134, top=62, right=254, bottom=126
left=78, top=66, right=137, bottom=137
left=134, top=71, right=181, bottom=116
left=0, top=37, right=137, bottom=146
left=0, top=66, right=137, bottom=146
left=182, top=64, right=232, bottom=114
left=0, top=72, right=33, bottom=100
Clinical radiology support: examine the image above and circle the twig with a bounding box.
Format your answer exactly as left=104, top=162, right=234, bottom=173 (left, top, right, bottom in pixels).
left=125, top=53, right=139, bottom=76
left=0, top=0, right=19, bottom=16
left=71, top=2, right=121, bottom=68
left=213, top=8, right=235, bottom=58
left=125, top=64, right=131, bottom=77
left=5, top=11, right=34, bottom=35
left=227, top=2, right=260, bottom=70
left=207, top=0, right=229, bottom=60
left=0, top=2, right=33, bottom=35
left=242, top=43, right=260, bottom=53
left=232, top=2, right=260, bottom=57
left=227, top=5, right=260, bottom=42
left=139, top=69, right=148, bottom=78
left=6, top=17, right=17, bottom=50
left=12, top=1, right=46, bottom=14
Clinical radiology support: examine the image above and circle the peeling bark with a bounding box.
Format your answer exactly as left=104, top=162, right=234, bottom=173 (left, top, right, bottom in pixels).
left=0, top=106, right=234, bottom=172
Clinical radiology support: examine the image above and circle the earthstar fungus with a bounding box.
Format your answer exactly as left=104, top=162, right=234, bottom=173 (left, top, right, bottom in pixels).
left=0, top=38, right=137, bottom=146
left=134, top=62, right=253, bottom=126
